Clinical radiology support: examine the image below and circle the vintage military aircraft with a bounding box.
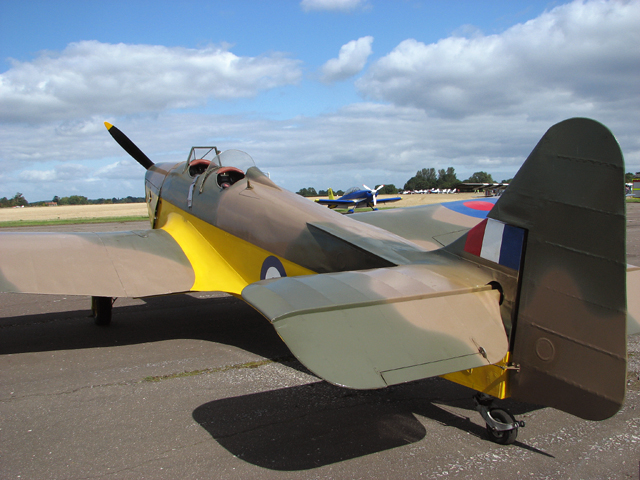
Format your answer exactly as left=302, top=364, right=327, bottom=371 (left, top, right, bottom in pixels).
left=1, top=118, right=639, bottom=445
left=317, top=185, right=402, bottom=212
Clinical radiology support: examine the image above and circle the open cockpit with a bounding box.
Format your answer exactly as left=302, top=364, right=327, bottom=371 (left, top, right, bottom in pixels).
left=185, top=146, right=261, bottom=190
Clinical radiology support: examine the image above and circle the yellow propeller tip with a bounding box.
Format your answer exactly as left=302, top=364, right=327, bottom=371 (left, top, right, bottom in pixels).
left=104, top=122, right=113, bottom=130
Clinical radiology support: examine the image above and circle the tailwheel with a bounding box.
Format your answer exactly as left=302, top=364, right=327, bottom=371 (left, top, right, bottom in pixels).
left=91, top=296, right=113, bottom=326
left=474, top=393, right=524, bottom=445
left=485, top=408, right=518, bottom=445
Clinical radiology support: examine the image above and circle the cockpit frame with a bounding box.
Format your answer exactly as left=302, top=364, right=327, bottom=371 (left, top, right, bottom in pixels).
left=185, top=146, right=220, bottom=177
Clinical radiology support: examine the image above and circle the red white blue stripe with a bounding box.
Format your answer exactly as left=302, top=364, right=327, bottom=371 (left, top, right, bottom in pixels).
left=464, top=218, right=525, bottom=270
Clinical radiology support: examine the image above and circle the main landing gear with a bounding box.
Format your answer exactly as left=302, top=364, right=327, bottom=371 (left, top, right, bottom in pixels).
left=474, top=393, right=525, bottom=445
left=91, top=296, right=113, bottom=326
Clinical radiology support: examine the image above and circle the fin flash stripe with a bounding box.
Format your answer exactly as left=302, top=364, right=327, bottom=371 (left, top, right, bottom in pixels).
left=465, top=218, right=525, bottom=270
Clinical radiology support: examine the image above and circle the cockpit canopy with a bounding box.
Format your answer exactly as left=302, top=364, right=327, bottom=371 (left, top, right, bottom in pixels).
left=186, top=146, right=261, bottom=189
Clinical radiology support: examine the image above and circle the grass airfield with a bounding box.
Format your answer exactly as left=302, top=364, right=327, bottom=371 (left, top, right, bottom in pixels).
left=0, top=203, right=148, bottom=225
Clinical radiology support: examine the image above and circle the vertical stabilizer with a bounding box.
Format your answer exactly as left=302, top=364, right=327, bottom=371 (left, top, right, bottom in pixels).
left=490, top=118, right=626, bottom=420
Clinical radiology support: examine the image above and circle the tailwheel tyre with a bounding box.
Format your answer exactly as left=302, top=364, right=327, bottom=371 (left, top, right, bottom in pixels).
left=485, top=408, right=518, bottom=445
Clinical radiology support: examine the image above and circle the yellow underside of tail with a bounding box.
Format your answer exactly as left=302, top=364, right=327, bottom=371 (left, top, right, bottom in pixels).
left=441, top=352, right=511, bottom=399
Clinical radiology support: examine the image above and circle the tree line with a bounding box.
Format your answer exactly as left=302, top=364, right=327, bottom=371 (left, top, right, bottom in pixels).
left=0, top=193, right=145, bottom=208
left=48, top=195, right=146, bottom=206
left=0, top=193, right=28, bottom=208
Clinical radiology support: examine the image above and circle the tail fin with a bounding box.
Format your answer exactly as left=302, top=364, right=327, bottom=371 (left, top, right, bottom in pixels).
left=460, top=118, right=627, bottom=420
left=328, top=188, right=335, bottom=200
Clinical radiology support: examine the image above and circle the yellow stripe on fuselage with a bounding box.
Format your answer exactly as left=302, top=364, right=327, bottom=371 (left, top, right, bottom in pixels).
left=156, top=199, right=315, bottom=295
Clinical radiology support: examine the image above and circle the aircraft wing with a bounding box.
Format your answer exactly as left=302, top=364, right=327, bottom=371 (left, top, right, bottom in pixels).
left=317, top=196, right=402, bottom=208
left=316, top=198, right=359, bottom=207
left=374, top=196, right=402, bottom=204
left=0, top=230, right=195, bottom=297
left=242, top=262, right=508, bottom=389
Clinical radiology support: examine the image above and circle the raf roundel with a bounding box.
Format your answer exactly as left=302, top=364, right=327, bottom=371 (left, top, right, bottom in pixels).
left=260, top=256, right=287, bottom=280
left=441, top=198, right=497, bottom=219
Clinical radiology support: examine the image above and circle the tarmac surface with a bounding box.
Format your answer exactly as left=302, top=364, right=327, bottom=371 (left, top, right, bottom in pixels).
left=1, top=206, right=640, bottom=479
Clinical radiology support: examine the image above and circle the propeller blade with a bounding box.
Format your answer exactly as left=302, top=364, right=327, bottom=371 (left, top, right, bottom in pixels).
left=104, top=122, right=154, bottom=170
left=363, top=184, right=372, bottom=192
left=375, top=184, right=385, bottom=192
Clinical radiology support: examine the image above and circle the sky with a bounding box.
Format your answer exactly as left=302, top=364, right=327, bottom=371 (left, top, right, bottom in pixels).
left=1, top=0, right=639, bottom=202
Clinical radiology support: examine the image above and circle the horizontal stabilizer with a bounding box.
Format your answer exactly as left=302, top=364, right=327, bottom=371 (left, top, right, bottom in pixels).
left=0, top=230, right=195, bottom=297
left=242, top=264, right=508, bottom=389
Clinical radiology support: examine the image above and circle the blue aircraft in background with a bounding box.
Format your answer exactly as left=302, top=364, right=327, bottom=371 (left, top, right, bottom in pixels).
left=316, top=185, right=402, bottom=213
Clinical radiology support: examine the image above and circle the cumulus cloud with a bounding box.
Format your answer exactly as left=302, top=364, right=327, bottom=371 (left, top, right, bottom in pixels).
left=300, top=0, right=366, bottom=12
left=94, top=160, right=140, bottom=180
left=3, top=99, right=639, bottom=202
left=0, top=41, right=302, bottom=123
left=19, top=163, right=92, bottom=182
left=320, top=36, right=374, bottom=83
left=357, top=0, right=640, bottom=119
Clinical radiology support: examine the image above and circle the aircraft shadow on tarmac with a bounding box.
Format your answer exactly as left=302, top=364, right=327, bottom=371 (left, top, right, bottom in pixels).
left=1, top=292, right=550, bottom=467
left=192, top=377, right=550, bottom=471
left=0, top=294, right=291, bottom=361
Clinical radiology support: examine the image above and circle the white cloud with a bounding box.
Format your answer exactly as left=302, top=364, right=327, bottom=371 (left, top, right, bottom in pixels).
left=0, top=41, right=302, bottom=123
left=300, top=0, right=366, bottom=12
left=2, top=103, right=639, bottom=202
left=356, top=0, right=640, bottom=120
left=320, top=36, right=374, bottom=83
left=94, top=160, right=140, bottom=180
left=19, top=163, right=91, bottom=182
